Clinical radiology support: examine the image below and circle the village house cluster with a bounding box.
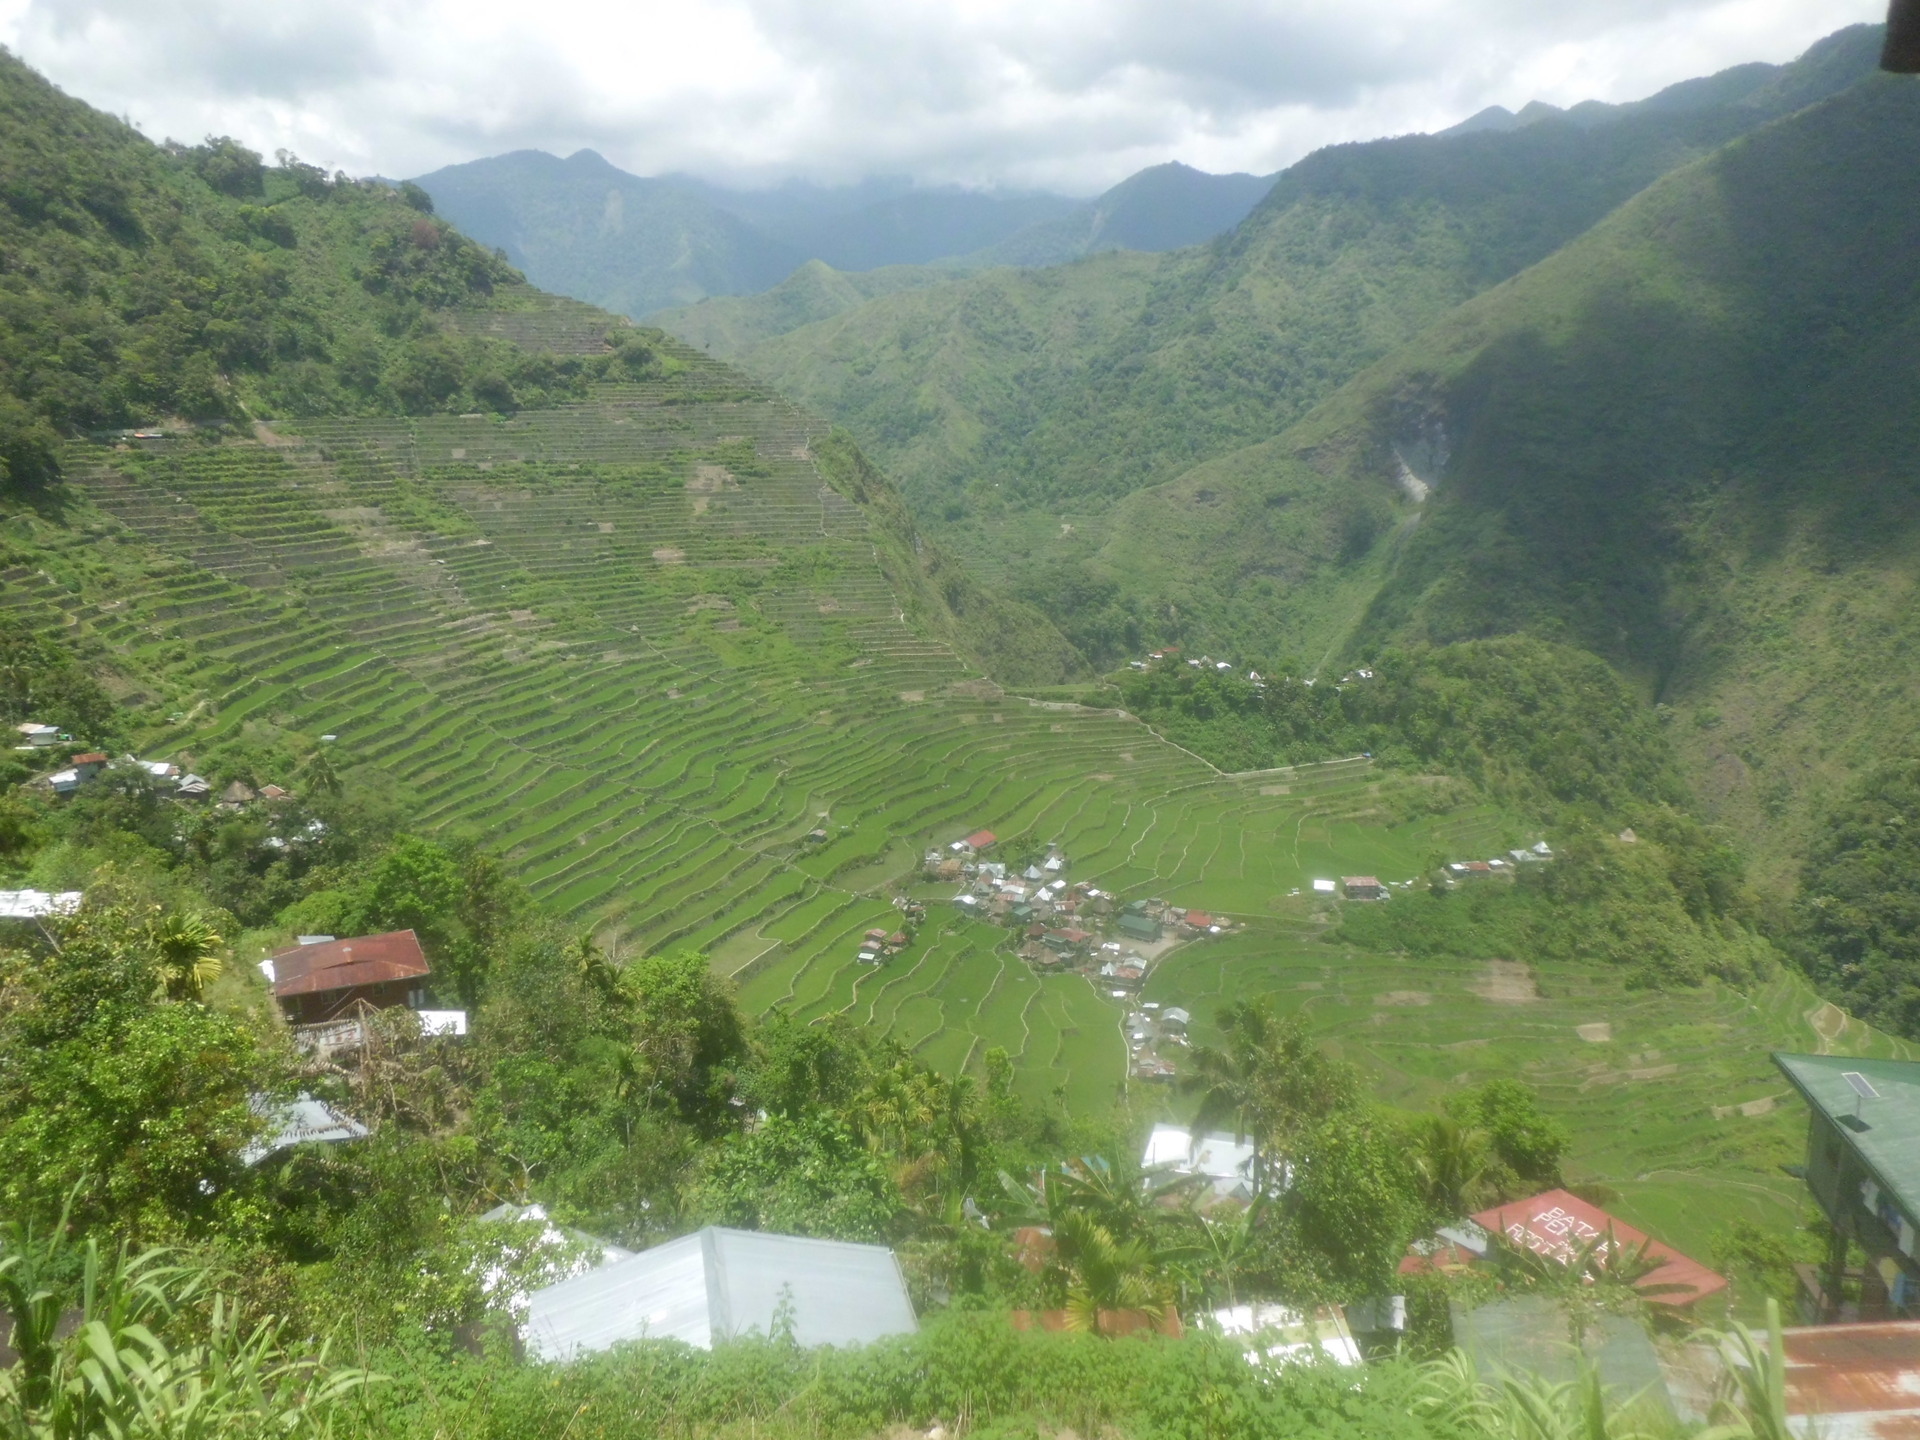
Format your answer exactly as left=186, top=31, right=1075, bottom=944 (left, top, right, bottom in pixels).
left=15, top=720, right=319, bottom=822
left=1442, top=840, right=1553, bottom=885
left=1123, top=646, right=1380, bottom=694
left=923, top=829, right=1243, bottom=1082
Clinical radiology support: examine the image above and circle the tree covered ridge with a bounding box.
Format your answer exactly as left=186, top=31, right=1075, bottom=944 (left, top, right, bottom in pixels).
left=1792, top=759, right=1920, bottom=1037
left=1117, top=637, right=1684, bottom=819
left=1117, top=639, right=1778, bottom=992
left=0, top=48, right=665, bottom=491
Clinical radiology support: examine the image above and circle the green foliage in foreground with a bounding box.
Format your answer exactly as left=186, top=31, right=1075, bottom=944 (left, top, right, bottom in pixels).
left=706, top=30, right=1876, bottom=604
left=1118, top=637, right=1684, bottom=822
left=0, top=1214, right=373, bottom=1439
left=0, top=1212, right=1809, bottom=1440
left=344, top=1316, right=1451, bottom=1440
left=1792, top=758, right=1920, bottom=1037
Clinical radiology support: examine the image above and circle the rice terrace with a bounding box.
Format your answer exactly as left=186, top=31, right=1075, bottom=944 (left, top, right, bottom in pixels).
left=18, top=16, right=1920, bottom=1438
left=4, top=289, right=1906, bottom=1271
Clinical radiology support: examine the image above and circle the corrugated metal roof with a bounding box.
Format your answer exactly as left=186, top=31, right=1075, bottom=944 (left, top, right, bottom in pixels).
left=1776, top=1054, right=1920, bottom=1218
left=271, top=930, right=430, bottom=998
left=1472, top=1189, right=1726, bottom=1305
left=1778, top=1322, right=1920, bottom=1440
left=523, top=1227, right=917, bottom=1360
left=1670, top=1322, right=1920, bottom=1440
left=0, top=890, right=83, bottom=919
left=241, top=1094, right=368, bottom=1165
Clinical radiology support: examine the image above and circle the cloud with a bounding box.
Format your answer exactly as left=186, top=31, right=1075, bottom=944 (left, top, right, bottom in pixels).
left=0, top=0, right=1881, bottom=192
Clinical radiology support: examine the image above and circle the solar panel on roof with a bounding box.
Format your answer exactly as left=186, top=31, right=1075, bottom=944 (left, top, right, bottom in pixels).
left=1845, top=1072, right=1882, bottom=1099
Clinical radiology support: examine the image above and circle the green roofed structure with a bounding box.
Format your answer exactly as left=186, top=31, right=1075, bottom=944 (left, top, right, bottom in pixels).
left=1773, top=1053, right=1920, bottom=1321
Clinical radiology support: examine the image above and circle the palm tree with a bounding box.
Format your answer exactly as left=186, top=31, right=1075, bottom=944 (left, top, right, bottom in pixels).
left=1183, top=1001, right=1359, bottom=1192
left=301, top=747, right=342, bottom=798
left=1414, top=1116, right=1491, bottom=1218
left=1051, top=1209, right=1174, bottom=1336
left=1491, top=1224, right=1682, bottom=1348
left=1181, top=1195, right=1265, bottom=1310
left=148, top=911, right=225, bottom=1003
left=576, top=931, right=629, bottom=1012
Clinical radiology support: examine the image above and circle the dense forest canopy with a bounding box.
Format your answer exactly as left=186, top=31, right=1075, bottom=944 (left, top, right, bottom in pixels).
left=0, top=48, right=666, bottom=491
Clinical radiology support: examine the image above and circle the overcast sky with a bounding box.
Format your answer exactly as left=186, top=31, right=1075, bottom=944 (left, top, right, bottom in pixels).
left=0, top=0, right=1881, bottom=194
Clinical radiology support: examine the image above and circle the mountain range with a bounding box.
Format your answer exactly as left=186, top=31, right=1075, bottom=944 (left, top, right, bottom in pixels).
left=647, top=23, right=1910, bottom=880
left=412, top=152, right=1276, bottom=319
left=657, top=26, right=1883, bottom=597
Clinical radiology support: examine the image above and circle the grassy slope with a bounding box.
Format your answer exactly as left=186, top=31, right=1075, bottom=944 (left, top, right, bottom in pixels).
left=659, top=27, right=1879, bottom=593
left=1101, top=73, right=1920, bottom=882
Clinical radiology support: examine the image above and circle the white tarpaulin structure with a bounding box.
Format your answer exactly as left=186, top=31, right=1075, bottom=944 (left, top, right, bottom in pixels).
left=1213, top=1303, right=1361, bottom=1366
left=0, top=890, right=82, bottom=919
left=523, top=1227, right=916, bottom=1359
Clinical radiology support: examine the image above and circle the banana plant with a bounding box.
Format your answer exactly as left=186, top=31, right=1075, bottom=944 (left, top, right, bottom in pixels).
left=0, top=1207, right=375, bottom=1439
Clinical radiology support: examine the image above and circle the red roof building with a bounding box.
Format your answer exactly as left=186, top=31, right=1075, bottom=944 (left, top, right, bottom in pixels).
left=1471, top=1189, right=1726, bottom=1306
left=270, top=930, right=431, bottom=1026
left=962, top=830, right=996, bottom=851
left=1183, top=910, right=1213, bottom=929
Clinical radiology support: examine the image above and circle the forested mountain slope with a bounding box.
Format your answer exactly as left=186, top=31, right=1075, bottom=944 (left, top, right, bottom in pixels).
left=679, top=26, right=1880, bottom=599
left=953, top=161, right=1276, bottom=269
left=0, top=47, right=611, bottom=472
left=1101, top=71, right=1920, bottom=884
left=657, top=162, right=1277, bottom=353
left=419, top=153, right=1273, bottom=325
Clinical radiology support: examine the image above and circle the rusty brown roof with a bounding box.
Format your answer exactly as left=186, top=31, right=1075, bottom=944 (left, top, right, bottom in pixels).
left=271, top=930, right=430, bottom=999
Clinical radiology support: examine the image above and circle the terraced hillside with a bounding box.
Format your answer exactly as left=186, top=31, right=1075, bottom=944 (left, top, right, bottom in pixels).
left=1149, top=925, right=1920, bottom=1290
left=0, top=325, right=1524, bottom=1104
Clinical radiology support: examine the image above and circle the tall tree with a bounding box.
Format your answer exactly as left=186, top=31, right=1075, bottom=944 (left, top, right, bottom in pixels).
left=1183, top=1002, right=1360, bottom=1190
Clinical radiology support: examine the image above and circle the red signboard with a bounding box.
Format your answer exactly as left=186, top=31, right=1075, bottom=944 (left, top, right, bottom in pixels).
left=1470, top=1188, right=1727, bottom=1306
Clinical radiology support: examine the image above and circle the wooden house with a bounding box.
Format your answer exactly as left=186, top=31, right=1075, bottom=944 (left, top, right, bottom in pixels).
left=270, top=929, right=432, bottom=1026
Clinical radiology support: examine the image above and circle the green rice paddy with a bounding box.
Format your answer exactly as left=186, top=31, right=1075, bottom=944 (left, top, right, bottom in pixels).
left=1147, top=922, right=1920, bottom=1269
left=5, top=316, right=1910, bottom=1256
left=0, top=330, right=1529, bottom=1107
